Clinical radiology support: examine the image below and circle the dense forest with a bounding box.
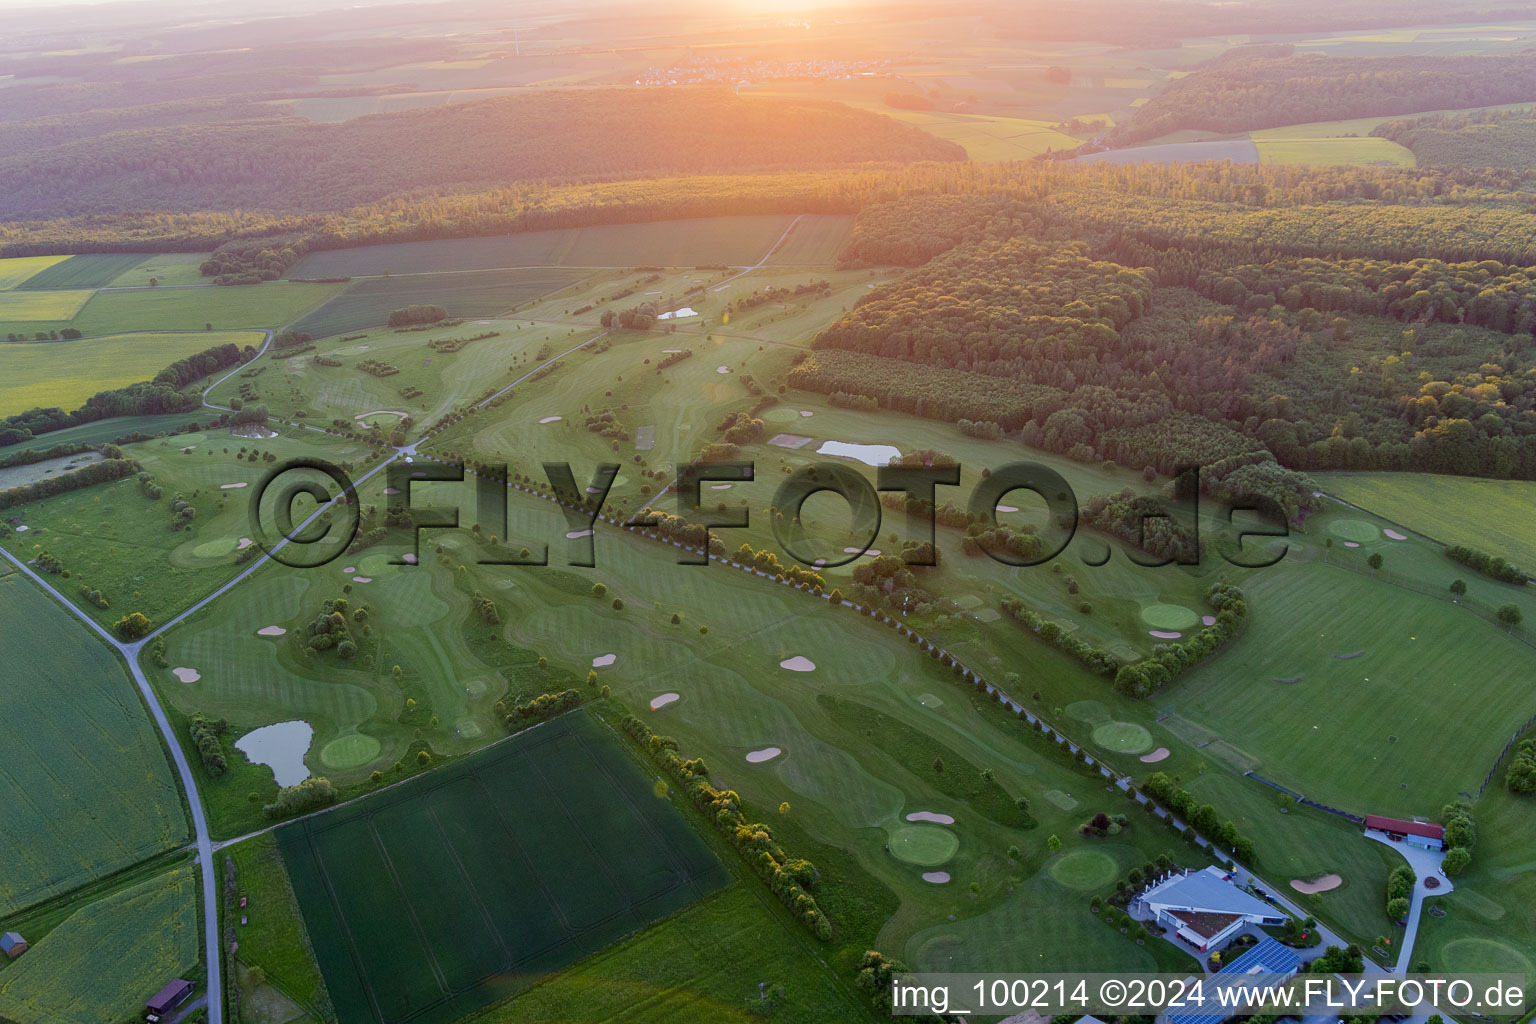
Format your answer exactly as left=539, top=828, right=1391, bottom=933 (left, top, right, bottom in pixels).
left=1373, top=107, right=1536, bottom=170
left=795, top=185, right=1536, bottom=481
left=1109, top=54, right=1536, bottom=143
left=0, top=89, right=962, bottom=220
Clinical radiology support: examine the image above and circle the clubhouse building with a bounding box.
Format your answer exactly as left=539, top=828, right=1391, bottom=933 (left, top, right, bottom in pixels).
left=1364, top=814, right=1445, bottom=851
left=1133, top=866, right=1286, bottom=952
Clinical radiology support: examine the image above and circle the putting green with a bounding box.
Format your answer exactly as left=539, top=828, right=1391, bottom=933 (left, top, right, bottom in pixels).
left=1091, top=721, right=1154, bottom=754
left=1328, top=518, right=1380, bottom=544
left=189, top=538, right=239, bottom=559
left=1048, top=850, right=1119, bottom=891
left=1066, top=700, right=1111, bottom=724
left=356, top=553, right=403, bottom=576
left=889, top=824, right=959, bottom=867
left=320, top=733, right=382, bottom=770
left=1140, top=603, right=1200, bottom=631
left=1439, top=937, right=1531, bottom=974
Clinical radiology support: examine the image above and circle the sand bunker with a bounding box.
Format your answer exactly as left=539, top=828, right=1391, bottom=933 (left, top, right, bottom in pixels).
left=171, top=667, right=201, bottom=683
left=779, top=656, right=816, bottom=672
left=384, top=487, right=401, bottom=495
left=995, top=504, right=1019, bottom=513
left=1202, top=615, right=1217, bottom=626
left=352, top=576, right=372, bottom=583
left=14, top=525, right=27, bottom=532
left=843, top=547, right=881, bottom=555
left=220, top=482, right=248, bottom=489
left=592, top=654, right=617, bottom=667
left=1291, top=874, right=1342, bottom=894
left=539, top=416, right=562, bottom=424
left=403, top=553, right=418, bottom=564
left=710, top=483, right=732, bottom=490
left=257, top=626, right=287, bottom=637
left=236, top=720, right=313, bottom=788
left=906, top=811, right=956, bottom=825
left=1140, top=747, right=1171, bottom=763
left=657, top=307, right=697, bottom=319
left=566, top=529, right=593, bottom=539
left=816, top=440, right=900, bottom=467
left=1149, top=630, right=1182, bottom=639
left=1384, top=529, right=1407, bottom=540
left=921, top=872, right=951, bottom=884
left=1343, top=540, right=1360, bottom=548
left=343, top=566, right=356, bottom=573
left=716, top=366, right=731, bottom=374
left=799, top=410, right=814, bottom=417
left=650, top=693, right=680, bottom=710
left=236, top=537, right=253, bottom=550
left=746, top=747, right=782, bottom=763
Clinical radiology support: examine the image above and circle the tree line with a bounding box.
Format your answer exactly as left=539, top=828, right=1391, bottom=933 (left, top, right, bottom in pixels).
left=1108, top=53, right=1536, bottom=144
left=0, top=89, right=962, bottom=222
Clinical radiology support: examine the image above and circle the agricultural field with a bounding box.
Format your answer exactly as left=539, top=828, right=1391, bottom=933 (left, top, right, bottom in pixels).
left=0, top=288, right=94, bottom=321
left=0, top=329, right=264, bottom=416
left=472, top=885, right=876, bottom=1024
left=1317, top=471, right=1536, bottom=571
left=105, top=252, right=210, bottom=288
left=0, top=254, right=71, bottom=289
left=0, top=280, right=345, bottom=339
left=0, top=573, right=189, bottom=917
left=277, top=712, right=731, bottom=1024
left=20, top=253, right=153, bottom=289
left=0, top=410, right=215, bottom=454
left=1253, top=136, right=1416, bottom=166
left=0, top=866, right=200, bottom=1024
left=288, top=267, right=596, bottom=339
left=287, top=215, right=838, bottom=280
left=1077, top=139, right=1260, bottom=164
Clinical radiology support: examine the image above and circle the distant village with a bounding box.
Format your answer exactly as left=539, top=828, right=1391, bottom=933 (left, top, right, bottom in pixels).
left=634, top=56, right=894, bottom=87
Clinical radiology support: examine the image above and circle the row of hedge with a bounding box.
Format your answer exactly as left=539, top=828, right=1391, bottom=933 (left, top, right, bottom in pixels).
left=620, top=713, right=832, bottom=940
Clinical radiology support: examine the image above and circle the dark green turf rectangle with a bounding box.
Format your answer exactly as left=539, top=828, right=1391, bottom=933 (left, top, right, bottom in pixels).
left=288, top=268, right=592, bottom=339
left=20, top=253, right=149, bottom=289
left=277, top=712, right=731, bottom=1024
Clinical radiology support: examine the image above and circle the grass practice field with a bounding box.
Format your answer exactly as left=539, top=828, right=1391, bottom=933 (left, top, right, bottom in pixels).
left=1169, top=558, right=1536, bottom=817
left=289, top=267, right=594, bottom=338
left=1318, top=471, right=1536, bottom=570
left=0, top=330, right=264, bottom=415
left=0, top=254, right=70, bottom=289
left=0, top=866, right=200, bottom=1024
left=287, top=215, right=838, bottom=279
left=0, top=574, right=189, bottom=916
left=278, top=712, right=730, bottom=1024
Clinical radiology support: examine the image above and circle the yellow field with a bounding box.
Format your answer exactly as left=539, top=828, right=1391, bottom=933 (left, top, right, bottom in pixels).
left=0, top=289, right=94, bottom=320
left=1254, top=136, right=1416, bottom=167
left=0, top=330, right=264, bottom=415
left=0, top=255, right=71, bottom=290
